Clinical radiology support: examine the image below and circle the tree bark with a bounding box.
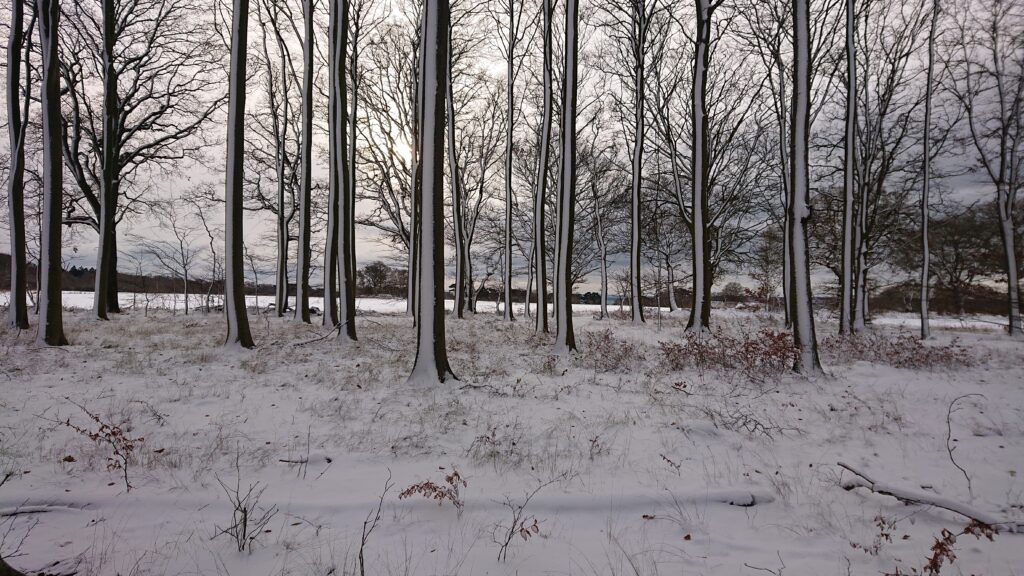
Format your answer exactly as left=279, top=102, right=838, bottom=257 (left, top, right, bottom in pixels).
left=324, top=2, right=340, bottom=328
left=533, top=0, right=553, bottom=333
left=93, top=0, right=118, bottom=321
left=629, top=1, right=647, bottom=326
left=686, top=0, right=713, bottom=334
left=789, top=0, right=823, bottom=375
left=36, top=0, right=66, bottom=346
left=336, top=0, right=357, bottom=342
left=295, top=0, right=314, bottom=323
left=839, top=0, right=856, bottom=335
left=446, top=17, right=467, bottom=319
left=996, top=185, right=1021, bottom=335
left=502, top=3, right=516, bottom=322
left=920, top=0, right=939, bottom=340
left=408, top=0, right=455, bottom=384
left=554, top=0, right=579, bottom=354
left=6, top=0, right=30, bottom=329
left=224, top=0, right=255, bottom=349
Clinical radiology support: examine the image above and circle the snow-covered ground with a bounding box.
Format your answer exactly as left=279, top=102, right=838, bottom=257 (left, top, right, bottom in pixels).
left=1, top=303, right=1022, bottom=575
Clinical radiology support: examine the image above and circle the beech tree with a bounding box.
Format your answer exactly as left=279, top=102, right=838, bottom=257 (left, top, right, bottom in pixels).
left=295, top=0, right=315, bottom=322
left=6, top=0, right=33, bottom=330
left=789, top=0, right=823, bottom=374
left=59, top=0, right=225, bottom=319
left=408, top=0, right=456, bottom=384
left=554, top=0, right=579, bottom=353
left=532, top=0, right=554, bottom=332
left=839, top=0, right=856, bottom=335
left=36, top=0, right=66, bottom=346
left=224, top=0, right=255, bottom=349
left=919, top=0, right=941, bottom=339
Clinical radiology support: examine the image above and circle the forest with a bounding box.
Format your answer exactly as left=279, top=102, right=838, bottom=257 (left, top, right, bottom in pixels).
left=0, top=0, right=1022, bottom=574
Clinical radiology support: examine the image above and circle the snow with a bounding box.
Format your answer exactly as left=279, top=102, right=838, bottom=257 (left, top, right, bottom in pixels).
left=1, top=302, right=1022, bottom=575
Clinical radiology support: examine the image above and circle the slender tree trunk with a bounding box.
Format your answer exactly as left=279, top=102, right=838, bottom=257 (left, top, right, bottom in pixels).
left=667, top=256, right=678, bottom=312
left=594, top=183, right=609, bottom=321
left=996, top=185, right=1022, bottom=335
left=36, top=0, right=66, bottom=346
left=224, top=0, right=255, bottom=349
left=336, top=0, right=357, bottom=342
left=789, top=0, right=823, bottom=374
left=502, top=6, right=515, bottom=322
left=6, top=0, right=30, bottom=330
left=534, top=0, right=553, bottom=333
left=525, top=248, right=534, bottom=319
left=94, top=0, right=118, bottom=321
left=687, top=0, right=712, bottom=334
left=107, top=243, right=121, bottom=313
left=295, top=0, right=314, bottom=323
left=446, top=21, right=467, bottom=319
left=777, top=58, right=793, bottom=329
left=852, top=184, right=868, bottom=332
left=629, top=2, right=646, bottom=326
left=554, top=0, right=579, bottom=354
left=408, top=0, right=455, bottom=384
left=839, top=0, right=856, bottom=335
left=324, top=3, right=340, bottom=327
left=920, top=0, right=939, bottom=340
left=408, top=9, right=426, bottom=319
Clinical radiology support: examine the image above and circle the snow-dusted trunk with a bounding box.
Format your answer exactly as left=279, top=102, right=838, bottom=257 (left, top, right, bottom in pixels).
left=271, top=52, right=289, bottom=317
left=446, top=24, right=467, bottom=319
left=94, top=0, right=118, bottom=321
left=667, top=256, right=678, bottom=312
left=525, top=248, right=534, bottom=319
left=502, top=8, right=516, bottom=322
left=323, top=3, right=340, bottom=328
left=629, top=2, right=646, bottom=326
left=223, top=0, right=255, bottom=349
left=686, top=0, right=712, bottom=334
left=839, top=0, right=856, bottom=335
left=852, top=180, right=869, bottom=332
left=408, top=10, right=426, bottom=319
left=6, top=0, right=29, bottom=330
left=776, top=58, right=793, bottom=329
left=336, top=0, right=357, bottom=342
left=593, top=180, right=609, bottom=321
left=788, top=0, right=822, bottom=374
left=36, top=0, right=66, bottom=346
left=920, top=0, right=939, bottom=340
left=996, top=186, right=1021, bottom=335
left=295, top=0, right=314, bottom=323
left=408, top=0, right=455, bottom=384
left=534, top=0, right=553, bottom=333
left=554, top=0, right=579, bottom=353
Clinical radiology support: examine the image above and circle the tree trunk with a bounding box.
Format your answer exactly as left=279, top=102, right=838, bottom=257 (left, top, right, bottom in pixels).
left=920, top=0, right=939, bottom=340
left=324, top=3, right=340, bottom=328
left=839, top=0, right=856, bottom=336
left=224, top=0, right=255, bottom=349
left=777, top=58, right=793, bottom=329
left=554, top=0, right=579, bottom=354
left=629, top=2, right=646, bottom=326
left=295, top=0, right=314, bottom=323
left=6, top=0, right=29, bottom=329
left=667, top=256, right=678, bottom=312
left=996, top=185, right=1022, bottom=335
left=789, top=0, right=823, bottom=375
left=336, top=0, right=357, bottom=342
left=534, top=0, right=553, bottom=333
left=446, top=20, right=467, bottom=319
left=94, top=0, right=118, bottom=321
left=408, top=0, right=455, bottom=384
left=687, top=0, right=712, bottom=334
left=502, top=6, right=516, bottom=322
left=36, top=0, right=66, bottom=346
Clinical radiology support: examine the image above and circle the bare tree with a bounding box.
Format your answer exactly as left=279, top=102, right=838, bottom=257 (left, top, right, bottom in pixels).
left=36, top=0, right=66, bottom=346
left=408, top=0, right=456, bottom=384
left=59, top=0, right=225, bottom=318
left=839, top=0, right=856, bottom=334
left=224, top=0, right=256, bottom=349
left=944, top=0, right=1022, bottom=336
left=6, top=0, right=34, bottom=330
left=137, top=203, right=201, bottom=315
left=295, top=0, right=316, bottom=322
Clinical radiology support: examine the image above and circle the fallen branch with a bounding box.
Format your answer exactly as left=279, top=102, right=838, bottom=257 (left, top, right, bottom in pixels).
left=837, top=462, right=1021, bottom=533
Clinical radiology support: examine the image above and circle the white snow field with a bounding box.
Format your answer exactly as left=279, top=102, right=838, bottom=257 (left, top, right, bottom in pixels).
left=1, top=302, right=1022, bottom=575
